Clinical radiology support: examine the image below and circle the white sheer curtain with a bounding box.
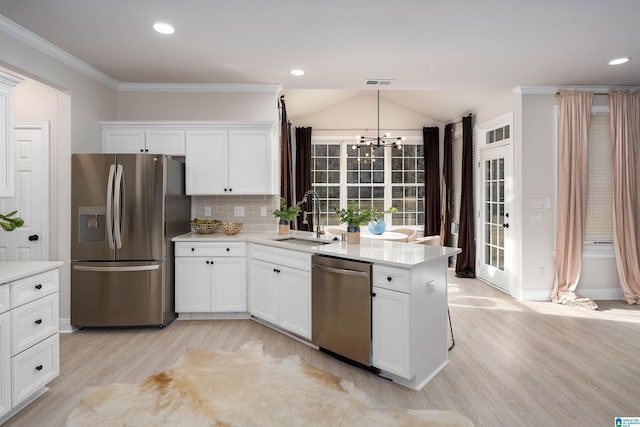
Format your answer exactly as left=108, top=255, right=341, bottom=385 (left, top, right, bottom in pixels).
left=552, top=90, right=597, bottom=309
left=609, top=89, right=640, bottom=304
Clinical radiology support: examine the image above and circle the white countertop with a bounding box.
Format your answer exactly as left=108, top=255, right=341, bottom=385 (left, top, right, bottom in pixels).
left=0, top=261, right=64, bottom=284
left=173, top=230, right=460, bottom=268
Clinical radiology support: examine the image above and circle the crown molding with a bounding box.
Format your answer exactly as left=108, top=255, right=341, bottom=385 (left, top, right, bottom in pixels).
left=514, top=85, right=640, bottom=95
left=0, top=15, right=118, bottom=89
left=0, top=69, right=23, bottom=87
left=117, top=82, right=282, bottom=93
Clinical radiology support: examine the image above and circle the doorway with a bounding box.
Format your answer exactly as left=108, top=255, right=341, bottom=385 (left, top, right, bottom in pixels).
left=0, top=122, right=49, bottom=261
left=477, top=142, right=512, bottom=292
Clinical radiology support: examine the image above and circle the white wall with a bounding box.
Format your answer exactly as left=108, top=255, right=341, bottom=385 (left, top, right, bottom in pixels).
left=291, top=94, right=440, bottom=137
left=474, top=90, right=622, bottom=301
left=117, top=91, right=278, bottom=122
left=0, top=29, right=118, bottom=328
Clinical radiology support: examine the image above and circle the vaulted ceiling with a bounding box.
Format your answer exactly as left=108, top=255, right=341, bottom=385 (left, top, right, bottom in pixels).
left=1, top=0, right=638, bottom=121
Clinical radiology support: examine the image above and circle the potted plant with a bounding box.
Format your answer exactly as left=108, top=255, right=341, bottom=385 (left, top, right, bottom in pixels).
left=273, top=197, right=302, bottom=235
left=366, top=206, right=398, bottom=235
left=334, top=204, right=373, bottom=244
left=0, top=210, right=24, bottom=231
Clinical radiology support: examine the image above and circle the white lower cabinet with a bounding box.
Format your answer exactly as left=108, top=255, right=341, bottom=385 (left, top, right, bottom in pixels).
left=175, top=242, right=247, bottom=313
left=372, top=286, right=411, bottom=379
left=371, top=262, right=449, bottom=389
left=0, top=266, right=60, bottom=423
left=0, top=311, right=10, bottom=418
left=249, top=244, right=311, bottom=340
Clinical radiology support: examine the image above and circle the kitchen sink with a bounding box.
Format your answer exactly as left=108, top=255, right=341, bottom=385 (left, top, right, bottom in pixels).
left=273, top=237, right=332, bottom=246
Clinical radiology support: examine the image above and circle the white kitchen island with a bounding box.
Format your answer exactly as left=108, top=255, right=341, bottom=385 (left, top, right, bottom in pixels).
left=0, top=261, right=62, bottom=423
left=173, top=231, right=459, bottom=391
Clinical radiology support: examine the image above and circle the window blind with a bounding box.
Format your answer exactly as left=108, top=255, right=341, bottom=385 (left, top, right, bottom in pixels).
left=452, top=123, right=463, bottom=225
left=584, top=113, right=613, bottom=243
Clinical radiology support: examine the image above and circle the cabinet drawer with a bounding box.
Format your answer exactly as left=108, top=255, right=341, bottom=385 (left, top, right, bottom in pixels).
left=12, top=333, right=60, bottom=406
left=0, top=285, right=9, bottom=314
left=11, top=293, right=58, bottom=356
left=11, top=270, right=58, bottom=308
left=175, top=242, right=246, bottom=257
left=373, top=265, right=411, bottom=293
left=251, top=244, right=311, bottom=271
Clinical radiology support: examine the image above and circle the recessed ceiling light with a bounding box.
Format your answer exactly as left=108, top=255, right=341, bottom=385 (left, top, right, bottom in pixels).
left=289, top=69, right=305, bottom=77
left=153, top=22, right=175, bottom=35
left=609, top=57, right=630, bottom=66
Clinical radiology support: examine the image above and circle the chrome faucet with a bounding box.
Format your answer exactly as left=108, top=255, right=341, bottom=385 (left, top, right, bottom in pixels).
left=302, top=190, right=323, bottom=238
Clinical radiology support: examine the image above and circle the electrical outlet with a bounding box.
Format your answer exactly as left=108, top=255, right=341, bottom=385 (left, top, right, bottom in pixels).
left=204, top=206, right=211, bottom=217
left=260, top=207, right=267, bottom=217
left=234, top=206, right=245, bottom=217
left=425, top=280, right=435, bottom=294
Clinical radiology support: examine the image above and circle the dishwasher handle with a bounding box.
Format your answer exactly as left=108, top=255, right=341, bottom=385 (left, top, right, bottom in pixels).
left=312, top=263, right=370, bottom=278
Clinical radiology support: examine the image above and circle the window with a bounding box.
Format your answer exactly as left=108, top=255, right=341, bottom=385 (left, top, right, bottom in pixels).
left=311, top=140, right=425, bottom=227
left=584, top=113, right=613, bottom=243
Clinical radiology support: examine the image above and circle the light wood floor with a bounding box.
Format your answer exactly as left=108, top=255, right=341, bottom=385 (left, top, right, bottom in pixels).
left=5, top=272, right=640, bottom=427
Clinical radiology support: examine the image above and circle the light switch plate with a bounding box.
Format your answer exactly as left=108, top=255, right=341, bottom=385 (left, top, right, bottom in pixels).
left=234, top=206, right=245, bottom=217
left=204, top=206, right=211, bottom=217
left=260, top=207, right=267, bottom=217
left=530, top=213, right=544, bottom=223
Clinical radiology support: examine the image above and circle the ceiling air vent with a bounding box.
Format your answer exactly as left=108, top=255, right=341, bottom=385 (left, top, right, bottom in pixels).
left=364, top=79, right=395, bottom=86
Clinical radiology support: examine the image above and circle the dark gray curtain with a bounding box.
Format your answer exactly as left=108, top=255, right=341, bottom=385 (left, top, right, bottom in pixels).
left=279, top=95, right=294, bottom=209
left=440, top=123, right=454, bottom=247
left=295, top=127, right=313, bottom=231
left=455, top=115, right=476, bottom=278
left=423, top=126, right=441, bottom=236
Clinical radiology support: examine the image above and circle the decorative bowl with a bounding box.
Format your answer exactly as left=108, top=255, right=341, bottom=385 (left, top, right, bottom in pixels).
left=222, top=222, right=243, bottom=235
left=190, top=219, right=221, bottom=234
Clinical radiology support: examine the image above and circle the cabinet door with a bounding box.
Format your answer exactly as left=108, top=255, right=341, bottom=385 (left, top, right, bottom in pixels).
left=372, top=286, right=411, bottom=379
left=248, top=259, right=279, bottom=324
left=185, top=130, right=228, bottom=195
left=102, top=128, right=146, bottom=153
left=0, top=311, right=9, bottom=418
left=211, top=258, right=246, bottom=312
left=228, top=130, right=274, bottom=194
left=145, top=129, right=185, bottom=155
left=280, top=267, right=311, bottom=339
left=175, top=257, right=211, bottom=312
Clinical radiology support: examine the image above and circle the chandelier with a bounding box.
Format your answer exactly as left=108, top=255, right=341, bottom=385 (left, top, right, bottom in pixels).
left=352, top=90, right=405, bottom=162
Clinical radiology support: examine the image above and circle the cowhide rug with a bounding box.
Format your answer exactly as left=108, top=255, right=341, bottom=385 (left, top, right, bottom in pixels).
left=65, top=340, right=473, bottom=427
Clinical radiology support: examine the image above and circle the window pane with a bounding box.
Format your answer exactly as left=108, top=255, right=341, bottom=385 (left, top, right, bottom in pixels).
left=314, top=145, right=327, bottom=156
left=327, top=145, right=341, bottom=156
left=328, top=186, right=340, bottom=198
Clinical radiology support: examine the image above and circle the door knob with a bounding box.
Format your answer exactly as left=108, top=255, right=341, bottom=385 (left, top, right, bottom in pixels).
left=502, top=223, right=510, bottom=229
left=28, top=234, right=39, bottom=241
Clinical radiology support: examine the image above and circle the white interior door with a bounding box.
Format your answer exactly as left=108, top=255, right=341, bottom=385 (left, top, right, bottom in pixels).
left=478, top=144, right=512, bottom=292
left=0, top=122, right=49, bottom=261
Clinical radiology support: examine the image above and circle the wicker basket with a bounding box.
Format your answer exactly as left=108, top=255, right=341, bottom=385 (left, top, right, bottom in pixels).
left=221, top=222, right=243, bottom=235
left=190, top=220, right=221, bottom=234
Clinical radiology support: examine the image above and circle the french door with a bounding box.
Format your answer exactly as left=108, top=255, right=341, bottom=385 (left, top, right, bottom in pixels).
left=478, top=144, right=512, bottom=292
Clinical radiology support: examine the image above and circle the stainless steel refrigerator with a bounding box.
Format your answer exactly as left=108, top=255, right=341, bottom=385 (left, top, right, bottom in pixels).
left=71, top=154, right=190, bottom=328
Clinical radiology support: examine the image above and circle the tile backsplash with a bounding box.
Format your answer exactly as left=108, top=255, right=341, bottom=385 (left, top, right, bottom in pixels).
left=192, top=195, right=280, bottom=233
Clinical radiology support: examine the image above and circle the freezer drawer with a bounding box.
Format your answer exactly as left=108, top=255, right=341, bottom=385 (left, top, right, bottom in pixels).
left=71, top=261, right=166, bottom=327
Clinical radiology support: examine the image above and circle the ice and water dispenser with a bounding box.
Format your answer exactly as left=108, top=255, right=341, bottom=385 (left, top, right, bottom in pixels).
left=77, top=206, right=106, bottom=242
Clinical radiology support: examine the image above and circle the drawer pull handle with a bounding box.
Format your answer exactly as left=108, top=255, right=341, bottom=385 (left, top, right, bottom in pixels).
left=35, top=284, right=43, bottom=290
left=35, top=365, right=43, bottom=371
left=387, top=276, right=392, bottom=282
left=206, top=260, right=210, bottom=264
left=226, top=248, right=230, bottom=252
left=191, top=248, right=195, bottom=252
left=35, top=319, right=43, bottom=325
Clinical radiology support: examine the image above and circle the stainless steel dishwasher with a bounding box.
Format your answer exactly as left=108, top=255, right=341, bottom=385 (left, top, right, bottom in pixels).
left=311, top=255, right=372, bottom=366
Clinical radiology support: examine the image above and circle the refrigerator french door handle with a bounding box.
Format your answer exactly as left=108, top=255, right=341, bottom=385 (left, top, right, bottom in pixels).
left=113, top=164, right=124, bottom=249
left=73, top=264, right=160, bottom=272
left=106, top=164, right=116, bottom=250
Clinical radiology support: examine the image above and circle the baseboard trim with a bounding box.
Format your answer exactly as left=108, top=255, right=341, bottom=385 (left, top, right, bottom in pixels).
left=59, top=318, right=78, bottom=333
left=177, top=312, right=251, bottom=320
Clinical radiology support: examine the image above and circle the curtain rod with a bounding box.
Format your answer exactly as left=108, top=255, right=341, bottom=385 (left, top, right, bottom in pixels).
left=554, top=91, right=611, bottom=96
left=310, top=128, right=423, bottom=132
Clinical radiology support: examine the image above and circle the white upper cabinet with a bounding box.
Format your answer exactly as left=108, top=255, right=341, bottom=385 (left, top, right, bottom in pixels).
left=0, top=71, right=22, bottom=197
left=101, top=123, right=186, bottom=155
left=185, top=122, right=276, bottom=195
